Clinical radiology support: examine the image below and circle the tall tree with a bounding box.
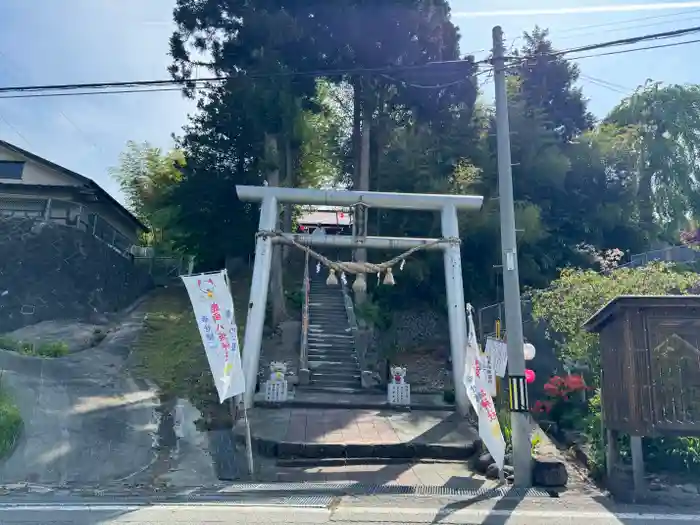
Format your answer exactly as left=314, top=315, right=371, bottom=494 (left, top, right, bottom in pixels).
left=110, top=141, right=184, bottom=250
left=512, top=27, right=594, bottom=142
left=606, top=81, right=700, bottom=237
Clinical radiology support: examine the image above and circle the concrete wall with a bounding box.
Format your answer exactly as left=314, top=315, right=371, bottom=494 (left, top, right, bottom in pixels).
left=0, top=217, right=153, bottom=333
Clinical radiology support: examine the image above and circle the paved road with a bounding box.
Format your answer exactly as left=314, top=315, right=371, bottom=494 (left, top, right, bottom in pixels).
left=0, top=307, right=158, bottom=485
left=1, top=496, right=700, bottom=524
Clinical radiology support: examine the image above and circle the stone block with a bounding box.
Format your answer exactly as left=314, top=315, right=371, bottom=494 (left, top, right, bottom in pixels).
left=532, top=457, right=568, bottom=487
left=298, top=368, right=310, bottom=385
left=475, top=453, right=493, bottom=474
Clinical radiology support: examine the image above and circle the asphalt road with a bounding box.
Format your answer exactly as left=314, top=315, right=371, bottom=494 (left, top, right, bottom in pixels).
left=2, top=496, right=700, bottom=524
left=0, top=308, right=158, bottom=485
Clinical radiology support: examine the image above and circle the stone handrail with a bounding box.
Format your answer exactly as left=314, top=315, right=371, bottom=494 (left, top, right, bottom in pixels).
left=340, top=277, right=365, bottom=370
left=299, top=250, right=311, bottom=384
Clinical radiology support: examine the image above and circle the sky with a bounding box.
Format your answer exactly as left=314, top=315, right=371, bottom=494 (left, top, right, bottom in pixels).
left=1, top=0, right=699, bottom=202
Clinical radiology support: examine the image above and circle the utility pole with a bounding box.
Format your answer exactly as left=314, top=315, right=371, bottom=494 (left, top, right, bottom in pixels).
left=492, top=25, right=532, bottom=488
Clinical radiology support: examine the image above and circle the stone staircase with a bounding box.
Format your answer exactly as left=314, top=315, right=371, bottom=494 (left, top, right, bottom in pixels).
left=305, top=273, right=362, bottom=392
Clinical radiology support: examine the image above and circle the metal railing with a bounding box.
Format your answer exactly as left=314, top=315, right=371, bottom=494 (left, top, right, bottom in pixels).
left=299, top=250, right=311, bottom=375
left=133, top=255, right=195, bottom=285
left=0, top=196, right=134, bottom=258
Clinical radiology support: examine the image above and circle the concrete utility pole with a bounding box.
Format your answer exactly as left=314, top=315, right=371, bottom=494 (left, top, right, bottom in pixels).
left=492, top=25, right=532, bottom=487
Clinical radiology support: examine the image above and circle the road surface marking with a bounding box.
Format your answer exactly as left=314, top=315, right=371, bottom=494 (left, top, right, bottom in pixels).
left=1, top=503, right=700, bottom=521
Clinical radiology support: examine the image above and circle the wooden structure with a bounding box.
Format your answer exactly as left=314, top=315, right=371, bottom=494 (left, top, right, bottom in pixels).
left=584, top=295, right=700, bottom=497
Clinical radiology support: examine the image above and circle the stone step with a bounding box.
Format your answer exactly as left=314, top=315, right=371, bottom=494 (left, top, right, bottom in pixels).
left=308, top=326, right=353, bottom=332
left=312, top=371, right=361, bottom=380
left=308, top=350, right=355, bottom=355
left=310, top=365, right=361, bottom=374
left=307, top=342, right=355, bottom=348
left=308, top=353, right=357, bottom=360
left=308, top=346, right=356, bottom=352
left=308, top=334, right=353, bottom=340
left=308, top=351, right=356, bottom=358
left=308, top=355, right=358, bottom=363
left=308, top=333, right=354, bottom=340
left=310, top=378, right=362, bottom=389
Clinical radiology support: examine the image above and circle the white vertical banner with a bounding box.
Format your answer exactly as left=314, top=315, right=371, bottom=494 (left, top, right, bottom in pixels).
left=181, top=270, right=246, bottom=403
left=463, top=304, right=506, bottom=471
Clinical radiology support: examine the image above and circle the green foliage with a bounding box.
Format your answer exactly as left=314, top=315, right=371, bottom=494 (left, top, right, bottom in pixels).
left=497, top=407, right=513, bottom=454
left=110, top=142, right=185, bottom=252
left=512, top=27, right=594, bottom=142
left=583, top=392, right=606, bottom=479
left=0, top=380, right=22, bottom=460
left=531, top=261, right=698, bottom=379
left=585, top=391, right=700, bottom=477
left=355, top=300, right=392, bottom=331
left=0, top=337, right=69, bottom=358
left=606, top=81, right=700, bottom=235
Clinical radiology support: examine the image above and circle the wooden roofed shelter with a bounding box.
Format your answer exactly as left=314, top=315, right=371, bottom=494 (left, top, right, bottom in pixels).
left=584, top=295, right=700, bottom=499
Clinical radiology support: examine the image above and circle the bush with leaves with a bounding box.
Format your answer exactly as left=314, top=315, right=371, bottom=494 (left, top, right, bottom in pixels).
left=532, top=374, right=589, bottom=430
left=531, top=259, right=698, bottom=385
left=532, top=253, right=700, bottom=477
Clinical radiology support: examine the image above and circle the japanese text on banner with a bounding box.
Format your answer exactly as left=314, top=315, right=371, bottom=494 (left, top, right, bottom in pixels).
left=182, top=270, right=246, bottom=403
left=464, top=304, right=506, bottom=470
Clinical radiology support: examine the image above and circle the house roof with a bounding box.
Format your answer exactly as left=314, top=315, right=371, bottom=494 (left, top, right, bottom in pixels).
left=0, top=139, right=148, bottom=232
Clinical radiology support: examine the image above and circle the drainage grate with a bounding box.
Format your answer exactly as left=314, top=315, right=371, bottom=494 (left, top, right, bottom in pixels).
left=218, top=482, right=555, bottom=498
left=214, top=493, right=334, bottom=507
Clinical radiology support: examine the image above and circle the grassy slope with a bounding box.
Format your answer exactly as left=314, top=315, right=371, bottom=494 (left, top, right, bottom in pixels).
left=130, top=273, right=251, bottom=408
left=0, top=385, right=22, bottom=459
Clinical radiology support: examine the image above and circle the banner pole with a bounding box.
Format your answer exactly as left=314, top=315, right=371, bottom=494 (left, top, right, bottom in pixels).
left=243, top=402, right=255, bottom=478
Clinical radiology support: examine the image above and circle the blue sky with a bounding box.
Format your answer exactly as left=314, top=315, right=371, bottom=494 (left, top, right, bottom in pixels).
left=1, top=0, right=699, bottom=202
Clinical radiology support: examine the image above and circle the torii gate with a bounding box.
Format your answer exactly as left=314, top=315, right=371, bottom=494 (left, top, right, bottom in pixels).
left=236, top=185, right=484, bottom=414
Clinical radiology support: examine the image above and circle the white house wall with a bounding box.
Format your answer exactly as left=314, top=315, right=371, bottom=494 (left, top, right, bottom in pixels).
left=0, top=147, right=77, bottom=186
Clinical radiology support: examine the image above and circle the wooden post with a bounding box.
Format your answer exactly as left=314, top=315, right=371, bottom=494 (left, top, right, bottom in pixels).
left=606, top=428, right=617, bottom=481
left=630, top=435, right=646, bottom=498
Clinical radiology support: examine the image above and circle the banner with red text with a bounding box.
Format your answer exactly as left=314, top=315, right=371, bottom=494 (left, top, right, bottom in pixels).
left=182, top=270, right=246, bottom=403
left=463, top=305, right=506, bottom=470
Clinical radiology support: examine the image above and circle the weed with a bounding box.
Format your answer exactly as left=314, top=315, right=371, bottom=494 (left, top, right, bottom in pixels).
left=0, top=378, right=22, bottom=459
left=0, top=336, right=69, bottom=357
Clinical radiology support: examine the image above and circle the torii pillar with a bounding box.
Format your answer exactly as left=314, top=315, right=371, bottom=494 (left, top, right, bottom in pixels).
left=235, top=185, right=484, bottom=414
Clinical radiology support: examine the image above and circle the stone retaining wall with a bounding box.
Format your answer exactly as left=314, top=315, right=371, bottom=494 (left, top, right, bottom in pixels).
left=0, top=218, right=153, bottom=332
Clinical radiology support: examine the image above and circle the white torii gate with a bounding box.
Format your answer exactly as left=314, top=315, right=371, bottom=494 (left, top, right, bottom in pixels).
left=236, top=185, right=484, bottom=414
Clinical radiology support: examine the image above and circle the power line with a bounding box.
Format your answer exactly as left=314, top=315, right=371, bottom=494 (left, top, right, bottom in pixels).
left=553, top=7, right=700, bottom=37
left=1, top=25, right=699, bottom=100
left=0, top=86, right=189, bottom=100
left=555, top=13, right=700, bottom=42
left=579, top=74, right=632, bottom=95
left=552, top=24, right=700, bottom=58
left=567, top=37, right=700, bottom=60
left=0, top=60, right=482, bottom=96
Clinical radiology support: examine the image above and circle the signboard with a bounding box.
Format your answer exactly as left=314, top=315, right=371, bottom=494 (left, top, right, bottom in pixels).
left=181, top=270, right=246, bottom=403
left=485, top=337, right=508, bottom=378
left=464, top=305, right=506, bottom=470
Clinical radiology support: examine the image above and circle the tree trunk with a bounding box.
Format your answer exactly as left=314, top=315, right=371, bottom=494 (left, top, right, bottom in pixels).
left=264, top=133, right=287, bottom=327
left=355, top=84, right=371, bottom=305
left=352, top=78, right=362, bottom=189
left=281, top=136, right=294, bottom=261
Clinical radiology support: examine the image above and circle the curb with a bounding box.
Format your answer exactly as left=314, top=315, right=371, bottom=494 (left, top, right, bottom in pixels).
left=256, top=400, right=456, bottom=412
left=233, top=432, right=482, bottom=461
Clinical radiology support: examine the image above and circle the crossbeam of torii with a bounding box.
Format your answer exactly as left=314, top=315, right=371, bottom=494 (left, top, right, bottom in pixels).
left=235, top=185, right=484, bottom=414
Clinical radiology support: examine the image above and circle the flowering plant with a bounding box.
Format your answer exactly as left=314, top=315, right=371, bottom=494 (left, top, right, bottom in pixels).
left=532, top=374, right=590, bottom=429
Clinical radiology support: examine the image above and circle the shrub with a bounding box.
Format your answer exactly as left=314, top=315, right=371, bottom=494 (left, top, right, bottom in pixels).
left=532, top=374, right=590, bottom=430
left=0, top=380, right=22, bottom=459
